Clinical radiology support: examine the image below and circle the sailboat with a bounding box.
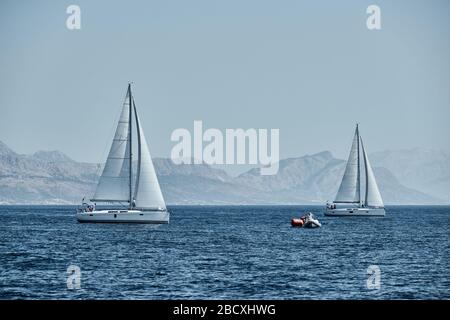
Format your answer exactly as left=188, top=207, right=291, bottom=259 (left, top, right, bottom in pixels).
left=76, top=84, right=169, bottom=223
left=325, top=124, right=385, bottom=217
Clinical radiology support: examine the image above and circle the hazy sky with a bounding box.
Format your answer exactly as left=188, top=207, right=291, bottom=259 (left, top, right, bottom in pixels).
left=1, top=0, right=449, bottom=173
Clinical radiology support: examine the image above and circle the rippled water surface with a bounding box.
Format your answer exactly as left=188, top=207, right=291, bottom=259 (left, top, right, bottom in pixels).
left=0, top=205, right=449, bottom=299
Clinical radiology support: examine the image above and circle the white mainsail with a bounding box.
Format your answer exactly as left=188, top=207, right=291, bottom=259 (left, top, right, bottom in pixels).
left=334, top=126, right=360, bottom=203
left=92, top=90, right=131, bottom=202
left=133, top=101, right=166, bottom=210
left=361, top=138, right=384, bottom=208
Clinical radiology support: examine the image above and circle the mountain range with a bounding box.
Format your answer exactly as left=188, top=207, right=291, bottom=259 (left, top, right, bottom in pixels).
left=370, top=149, right=450, bottom=203
left=0, top=140, right=447, bottom=205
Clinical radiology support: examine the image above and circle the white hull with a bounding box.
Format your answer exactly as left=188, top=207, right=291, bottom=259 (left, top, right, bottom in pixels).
left=303, top=219, right=321, bottom=228
left=325, top=207, right=385, bottom=217
left=76, top=209, right=169, bottom=224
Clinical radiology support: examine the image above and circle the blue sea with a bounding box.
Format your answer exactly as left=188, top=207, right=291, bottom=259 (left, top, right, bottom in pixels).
left=0, top=205, right=448, bottom=300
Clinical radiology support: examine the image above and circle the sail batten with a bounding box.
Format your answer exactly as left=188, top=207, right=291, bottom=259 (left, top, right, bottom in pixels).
left=334, top=126, right=361, bottom=203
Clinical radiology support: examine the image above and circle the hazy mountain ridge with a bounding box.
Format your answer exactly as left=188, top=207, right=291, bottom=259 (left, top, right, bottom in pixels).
left=233, top=152, right=438, bottom=204
left=370, top=148, right=450, bottom=202
left=0, top=141, right=100, bottom=204
left=0, top=141, right=445, bottom=205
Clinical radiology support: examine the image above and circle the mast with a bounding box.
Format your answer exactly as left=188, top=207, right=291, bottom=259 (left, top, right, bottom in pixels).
left=356, top=123, right=361, bottom=207
left=128, top=83, right=133, bottom=208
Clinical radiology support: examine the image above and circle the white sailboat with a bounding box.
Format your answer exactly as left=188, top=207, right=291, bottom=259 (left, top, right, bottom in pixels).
left=76, top=84, right=169, bottom=223
left=325, top=124, right=385, bottom=217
